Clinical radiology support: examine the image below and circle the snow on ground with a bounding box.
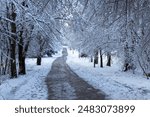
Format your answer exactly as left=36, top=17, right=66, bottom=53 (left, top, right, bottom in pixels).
left=0, top=53, right=61, bottom=100
left=67, top=49, right=150, bottom=100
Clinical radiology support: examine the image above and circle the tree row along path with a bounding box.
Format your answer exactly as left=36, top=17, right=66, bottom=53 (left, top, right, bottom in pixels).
left=45, top=49, right=105, bottom=100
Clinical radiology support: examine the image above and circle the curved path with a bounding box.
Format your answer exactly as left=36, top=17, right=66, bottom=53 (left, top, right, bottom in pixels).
left=46, top=49, right=105, bottom=100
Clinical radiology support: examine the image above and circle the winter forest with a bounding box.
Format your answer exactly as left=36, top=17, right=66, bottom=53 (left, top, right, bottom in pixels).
left=0, top=0, right=150, bottom=100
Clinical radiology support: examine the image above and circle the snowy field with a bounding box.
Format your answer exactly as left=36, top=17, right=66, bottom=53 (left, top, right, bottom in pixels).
left=67, top=49, right=150, bottom=100
left=0, top=54, right=60, bottom=100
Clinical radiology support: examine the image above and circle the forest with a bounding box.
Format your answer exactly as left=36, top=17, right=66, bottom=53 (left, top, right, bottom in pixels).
left=0, top=0, right=150, bottom=80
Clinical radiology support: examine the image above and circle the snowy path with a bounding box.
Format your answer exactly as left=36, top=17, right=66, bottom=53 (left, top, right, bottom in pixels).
left=46, top=50, right=105, bottom=100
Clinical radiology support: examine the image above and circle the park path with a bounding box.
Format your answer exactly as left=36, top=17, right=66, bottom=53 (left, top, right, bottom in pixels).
left=46, top=48, right=105, bottom=100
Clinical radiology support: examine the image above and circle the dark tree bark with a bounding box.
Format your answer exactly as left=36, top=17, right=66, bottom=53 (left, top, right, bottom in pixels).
left=18, top=29, right=31, bottom=74
left=90, top=56, right=93, bottom=62
left=18, top=31, right=26, bottom=75
left=36, top=44, right=43, bottom=65
left=106, top=52, right=111, bottom=66
left=10, top=3, right=17, bottom=78
left=37, top=56, right=42, bottom=65
left=100, top=49, right=103, bottom=68
left=37, top=45, right=42, bottom=66
left=4, top=55, right=9, bottom=75
left=18, top=0, right=31, bottom=75
left=124, top=63, right=129, bottom=72
left=10, top=42, right=17, bottom=78
left=94, top=51, right=98, bottom=67
left=36, top=36, right=45, bottom=66
left=18, top=56, right=26, bottom=75
left=0, top=52, right=3, bottom=75
left=123, top=43, right=131, bottom=72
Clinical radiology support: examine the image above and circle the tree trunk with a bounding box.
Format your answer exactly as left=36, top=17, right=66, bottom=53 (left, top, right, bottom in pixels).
left=106, top=52, right=111, bottom=66
left=4, top=57, right=8, bottom=75
left=4, top=43, right=10, bottom=75
left=10, top=42, right=17, bottom=78
left=10, top=3, right=17, bottom=78
left=90, top=56, right=93, bottom=62
left=0, top=52, right=3, bottom=75
left=123, top=43, right=130, bottom=72
left=124, top=63, right=129, bottom=72
left=18, top=52, right=26, bottom=75
left=36, top=37, right=46, bottom=66
left=37, top=56, right=42, bottom=65
left=18, top=30, right=26, bottom=75
left=18, top=1, right=31, bottom=75
left=94, top=51, right=98, bottom=67
left=100, top=49, right=103, bottom=68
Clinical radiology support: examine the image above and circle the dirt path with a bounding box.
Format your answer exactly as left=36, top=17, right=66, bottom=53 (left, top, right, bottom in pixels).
left=46, top=49, right=105, bottom=100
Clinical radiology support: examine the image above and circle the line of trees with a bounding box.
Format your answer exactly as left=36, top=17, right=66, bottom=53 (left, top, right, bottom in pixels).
left=1, top=0, right=150, bottom=79
left=61, top=0, right=150, bottom=79
left=0, top=0, right=64, bottom=78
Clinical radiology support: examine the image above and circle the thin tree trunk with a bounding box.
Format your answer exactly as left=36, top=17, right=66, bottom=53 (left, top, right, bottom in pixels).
left=4, top=58, right=8, bottom=75
left=4, top=42, right=10, bottom=75
left=37, top=56, right=42, bottom=65
left=1, top=52, right=5, bottom=75
left=10, top=42, right=17, bottom=78
left=123, top=0, right=130, bottom=72
left=106, top=52, right=111, bottom=66
left=91, top=56, right=93, bottom=62
left=100, top=49, right=103, bottom=68
left=36, top=38, right=45, bottom=66
left=94, top=51, right=98, bottom=67
left=0, top=52, right=3, bottom=75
